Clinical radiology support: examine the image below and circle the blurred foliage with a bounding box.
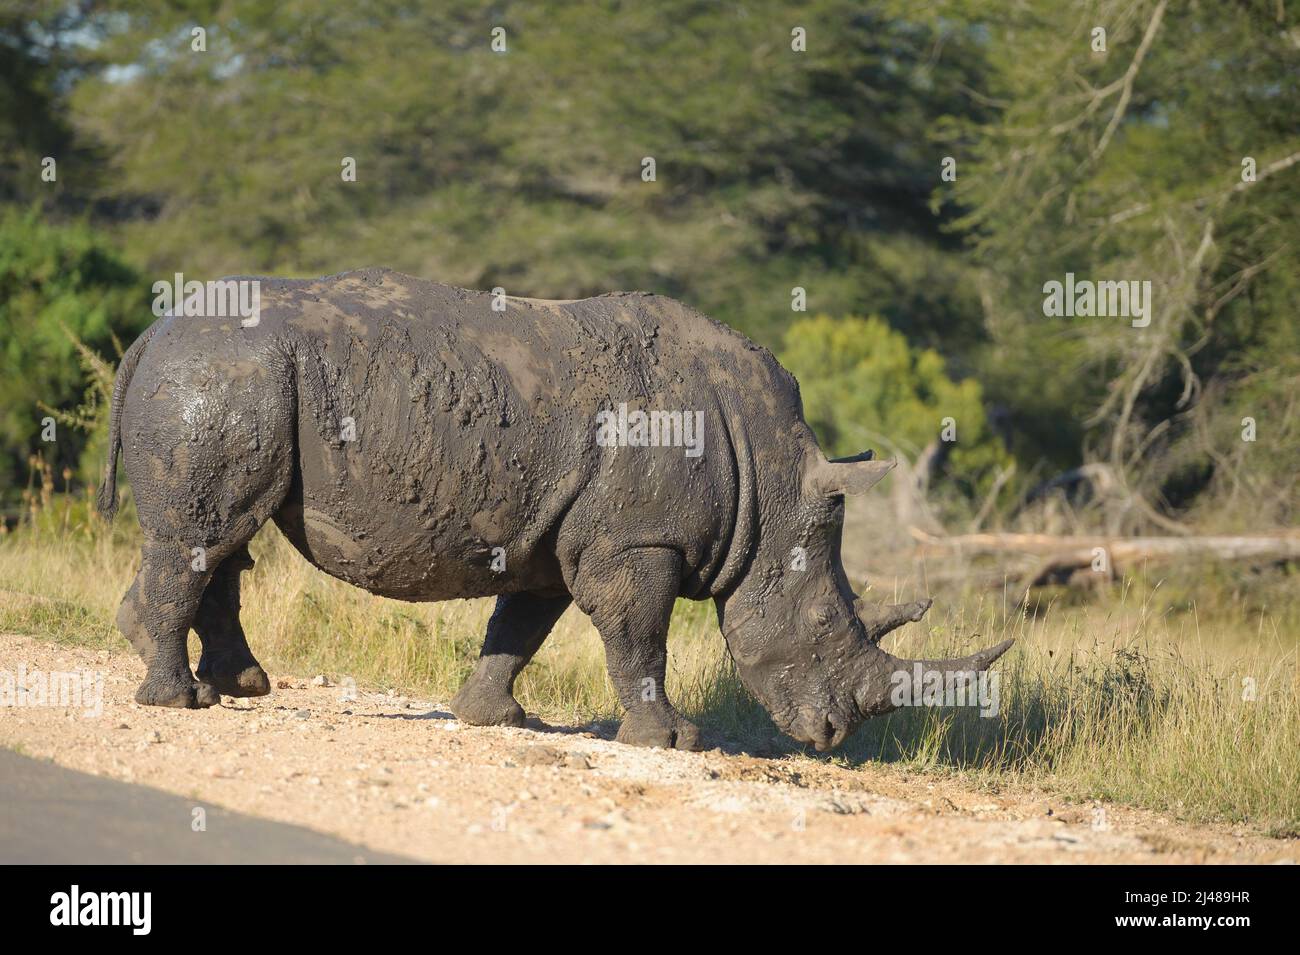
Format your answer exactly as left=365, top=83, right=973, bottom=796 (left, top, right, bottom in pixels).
left=783, top=315, right=1011, bottom=496
left=0, top=0, right=1295, bottom=530
left=0, top=208, right=148, bottom=503
left=930, top=0, right=1300, bottom=528
left=0, top=3, right=77, bottom=207
left=59, top=0, right=992, bottom=347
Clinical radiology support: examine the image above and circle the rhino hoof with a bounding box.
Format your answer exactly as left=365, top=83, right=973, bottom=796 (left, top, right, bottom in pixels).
left=196, top=681, right=222, bottom=707
left=135, top=677, right=219, bottom=709
left=450, top=683, right=527, bottom=727
left=197, top=658, right=271, bottom=697
left=617, top=711, right=702, bottom=751
left=224, top=665, right=271, bottom=698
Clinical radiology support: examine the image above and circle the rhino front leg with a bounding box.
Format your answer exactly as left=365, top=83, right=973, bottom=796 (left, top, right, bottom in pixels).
left=450, top=591, right=571, bottom=727
left=574, top=547, right=701, bottom=751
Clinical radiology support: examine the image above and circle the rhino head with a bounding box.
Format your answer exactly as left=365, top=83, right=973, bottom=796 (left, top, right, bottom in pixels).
left=716, top=447, right=1012, bottom=751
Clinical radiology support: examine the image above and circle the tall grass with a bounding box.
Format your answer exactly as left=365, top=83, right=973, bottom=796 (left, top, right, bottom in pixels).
left=1, top=504, right=1296, bottom=833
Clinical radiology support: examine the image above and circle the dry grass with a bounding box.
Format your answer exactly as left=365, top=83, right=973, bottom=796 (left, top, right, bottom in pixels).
left=1, top=497, right=1296, bottom=834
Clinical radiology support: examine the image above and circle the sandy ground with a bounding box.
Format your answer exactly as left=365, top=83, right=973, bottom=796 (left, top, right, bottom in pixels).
left=1, top=633, right=1294, bottom=864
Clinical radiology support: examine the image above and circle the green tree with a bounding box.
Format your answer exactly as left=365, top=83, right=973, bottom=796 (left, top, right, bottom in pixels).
left=67, top=0, right=993, bottom=347
left=0, top=0, right=108, bottom=212
left=0, top=208, right=148, bottom=503
left=929, top=0, right=1300, bottom=529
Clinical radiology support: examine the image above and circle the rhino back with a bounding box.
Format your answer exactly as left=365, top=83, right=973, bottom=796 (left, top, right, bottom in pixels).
left=172, top=269, right=803, bottom=600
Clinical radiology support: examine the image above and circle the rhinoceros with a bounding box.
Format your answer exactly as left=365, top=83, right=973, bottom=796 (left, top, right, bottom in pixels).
left=99, top=268, right=1010, bottom=750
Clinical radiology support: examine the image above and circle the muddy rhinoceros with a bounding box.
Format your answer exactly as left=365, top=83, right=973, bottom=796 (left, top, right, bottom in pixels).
left=99, top=268, right=1010, bottom=750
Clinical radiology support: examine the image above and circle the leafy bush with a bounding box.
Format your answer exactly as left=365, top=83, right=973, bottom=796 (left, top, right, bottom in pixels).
left=782, top=314, right=1011, bottom=498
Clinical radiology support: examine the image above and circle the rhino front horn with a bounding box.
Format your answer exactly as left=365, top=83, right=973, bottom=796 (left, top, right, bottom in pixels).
left=854, top=638, right=1016, bottom=718
left=805, top=449, right=896, bottom=497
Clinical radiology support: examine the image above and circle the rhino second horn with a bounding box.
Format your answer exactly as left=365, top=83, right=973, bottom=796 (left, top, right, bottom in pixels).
left=854, top=596, right=933, bottom=644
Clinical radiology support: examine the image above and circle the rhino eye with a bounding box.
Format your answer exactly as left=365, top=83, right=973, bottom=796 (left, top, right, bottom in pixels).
left=812, top=604, right=835, bottom=628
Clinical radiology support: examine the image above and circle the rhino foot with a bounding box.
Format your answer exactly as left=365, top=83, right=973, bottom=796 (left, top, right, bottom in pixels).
left=616, top=710, right=702, bottom=751
left=449, top=679, right=527, bottom=727
left=197, top=656, right=271, bottom=698
left=135, top=676, right=220, bottom=709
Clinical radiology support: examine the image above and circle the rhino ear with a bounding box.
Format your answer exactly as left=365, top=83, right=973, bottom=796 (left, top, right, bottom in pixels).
left=805, top=449, right=896, bottom=497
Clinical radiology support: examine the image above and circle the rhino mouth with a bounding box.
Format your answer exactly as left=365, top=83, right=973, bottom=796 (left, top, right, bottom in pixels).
left=789, top=707, right=855, bottom=751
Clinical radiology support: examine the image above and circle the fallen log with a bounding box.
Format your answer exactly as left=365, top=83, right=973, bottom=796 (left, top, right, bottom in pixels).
left=910, top=528, right=1300, bottom=594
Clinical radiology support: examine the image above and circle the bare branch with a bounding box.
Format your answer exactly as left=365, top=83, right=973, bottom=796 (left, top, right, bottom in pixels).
left=1085, top=0, right=1169, bottom=167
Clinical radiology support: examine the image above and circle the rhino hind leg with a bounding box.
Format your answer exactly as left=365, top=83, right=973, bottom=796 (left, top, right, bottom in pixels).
left=450, top=591, right=571, bottom=727
left=114, top=574, right=157, bottom=666
left=121, top=539, right=221, bottom=709
left=574, top=546, right=701, bottom=751
left=116, top=348, right=296, bottom=707
left=193, top=545, right=271, bottom=697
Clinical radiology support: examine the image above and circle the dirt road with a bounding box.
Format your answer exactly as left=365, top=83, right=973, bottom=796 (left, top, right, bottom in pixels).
left=1, top=634, right=1293, bottom=864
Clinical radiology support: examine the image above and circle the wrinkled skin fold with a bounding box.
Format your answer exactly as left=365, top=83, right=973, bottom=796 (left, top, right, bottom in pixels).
left=100, top=268, right=1011, bottom=750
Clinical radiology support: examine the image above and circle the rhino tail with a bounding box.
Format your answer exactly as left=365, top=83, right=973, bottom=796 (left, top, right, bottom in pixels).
left=97, top=322, right=163, bottom=522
